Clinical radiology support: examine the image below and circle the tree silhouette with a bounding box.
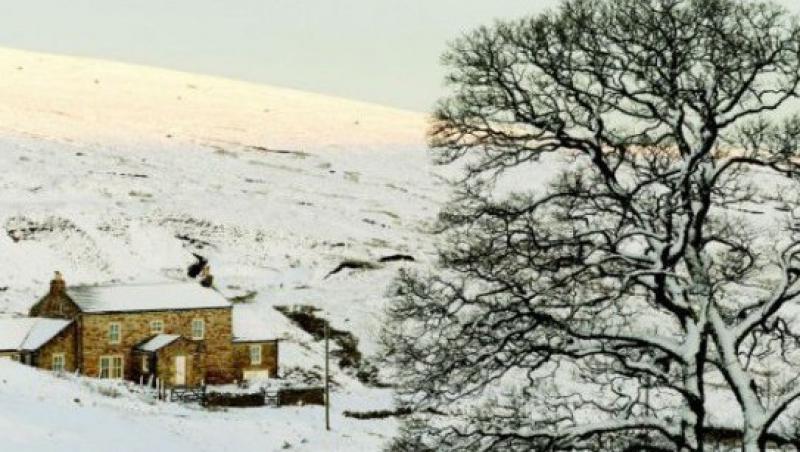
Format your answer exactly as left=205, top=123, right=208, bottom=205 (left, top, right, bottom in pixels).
left=383, top=0, right=800, bottom=450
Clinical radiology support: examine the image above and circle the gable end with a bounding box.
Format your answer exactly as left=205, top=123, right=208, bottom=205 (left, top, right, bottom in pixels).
left=29, top=292, right=82, bottom=319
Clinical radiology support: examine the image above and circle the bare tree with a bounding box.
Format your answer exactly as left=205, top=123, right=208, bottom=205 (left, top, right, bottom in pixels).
left=382, top=0, right=800, bottom=450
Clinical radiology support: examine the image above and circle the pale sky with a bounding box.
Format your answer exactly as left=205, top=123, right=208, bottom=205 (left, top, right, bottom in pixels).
left=0, top=0, right=797, bottom=112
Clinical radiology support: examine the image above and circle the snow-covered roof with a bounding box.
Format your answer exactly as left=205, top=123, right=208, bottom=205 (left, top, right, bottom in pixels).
left=67, top=283, right=231, bottom=313
left=136, top=334, right=181, bottom=352
left=0, top=317, right=72, bottom=351
left=232, top=305, right=281, bottom=342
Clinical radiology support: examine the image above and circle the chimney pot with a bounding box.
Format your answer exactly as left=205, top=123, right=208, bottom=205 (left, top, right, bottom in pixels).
left=50, top=271, right=66, bottom=295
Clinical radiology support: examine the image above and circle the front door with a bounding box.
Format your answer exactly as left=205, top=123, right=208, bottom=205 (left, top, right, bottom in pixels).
left=174, top=356, right=186, bottom=385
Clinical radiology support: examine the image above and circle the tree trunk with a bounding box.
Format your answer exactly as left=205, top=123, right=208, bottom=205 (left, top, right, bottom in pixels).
left=741, top=437, right=761, bottom=452
left=684, top=358, right=707, bottom=451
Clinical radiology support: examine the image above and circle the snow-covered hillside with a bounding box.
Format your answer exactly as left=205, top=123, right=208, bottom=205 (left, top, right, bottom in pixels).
left=0, top=47, right=443, bottom=450
left=0, top=47, right=426, bottom=151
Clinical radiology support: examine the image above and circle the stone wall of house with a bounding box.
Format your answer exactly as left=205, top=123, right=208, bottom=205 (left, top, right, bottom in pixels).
left=232, top=340, right=279, bottom=380
left=36, top=322, right=78, bottom=372
left=79, top=307, right=234, bottom=384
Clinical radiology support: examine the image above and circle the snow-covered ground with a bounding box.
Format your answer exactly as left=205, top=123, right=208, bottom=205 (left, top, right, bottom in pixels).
left=0, top=360, right=397, bottom=452
left=0, top=46, right=444, bottom=450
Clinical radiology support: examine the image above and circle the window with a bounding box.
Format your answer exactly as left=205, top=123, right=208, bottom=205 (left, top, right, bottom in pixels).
left=108, top=323, right=121, bottom=344
left=52, top=353, right=65, bottom=372
left=191, top=319, right=205, bottom=340
left=141, top=355, right=149, bottom=373
left=249, top=344, right=262, bottom=365
left=99, top=355, right=123, bottom=379
left=150, top=320, right=164, bottom=334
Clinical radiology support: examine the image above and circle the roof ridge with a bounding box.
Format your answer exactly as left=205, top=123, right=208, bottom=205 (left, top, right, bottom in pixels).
left=66, top=283, right=229, bottom=313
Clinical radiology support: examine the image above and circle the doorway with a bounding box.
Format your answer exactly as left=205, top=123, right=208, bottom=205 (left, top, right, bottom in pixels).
left=174, top=355, right=186, bottom=385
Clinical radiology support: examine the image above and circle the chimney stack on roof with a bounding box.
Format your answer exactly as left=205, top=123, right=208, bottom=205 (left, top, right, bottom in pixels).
left=50, top=271, right=65, bottom=295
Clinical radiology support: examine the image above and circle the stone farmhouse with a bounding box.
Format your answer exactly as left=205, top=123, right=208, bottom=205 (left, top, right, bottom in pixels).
left=0, top=272, right=278, bottom=386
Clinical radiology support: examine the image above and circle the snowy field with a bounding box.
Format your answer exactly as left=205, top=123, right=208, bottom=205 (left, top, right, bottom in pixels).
left=0, top=47, right=444, bottom=451
left=0, top=360, right=397, bottom=452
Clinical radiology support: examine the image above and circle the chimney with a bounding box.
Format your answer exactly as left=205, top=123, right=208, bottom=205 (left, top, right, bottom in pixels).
left=200, top=265, right=213, bottom=288
left=50, top=271, right=66, bottom=295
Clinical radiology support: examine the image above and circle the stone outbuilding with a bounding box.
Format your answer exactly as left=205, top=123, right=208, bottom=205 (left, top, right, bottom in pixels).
left=232, top=305, right=281, bottom=381
left=0, top=317, right=76, bottom=371
left=232, top=338, right=279, bottom=381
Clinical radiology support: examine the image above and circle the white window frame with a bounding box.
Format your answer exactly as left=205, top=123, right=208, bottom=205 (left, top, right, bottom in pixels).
left=52, top=353, right=65, bottom=372
left=141, top=355, right=149, bottom=373
left=150, top=319, right=164, bottom=334
left=191, top=318, right=205, bottom=340
left=99, top=355, right=124, bottom=379
left=108, top=322, right=121, bottom=344
left=249, top=344, right=262, bottom=365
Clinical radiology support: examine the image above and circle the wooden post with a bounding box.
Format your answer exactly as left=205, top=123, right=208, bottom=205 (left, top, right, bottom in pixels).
left=325, top=323, right=330, bottom=431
